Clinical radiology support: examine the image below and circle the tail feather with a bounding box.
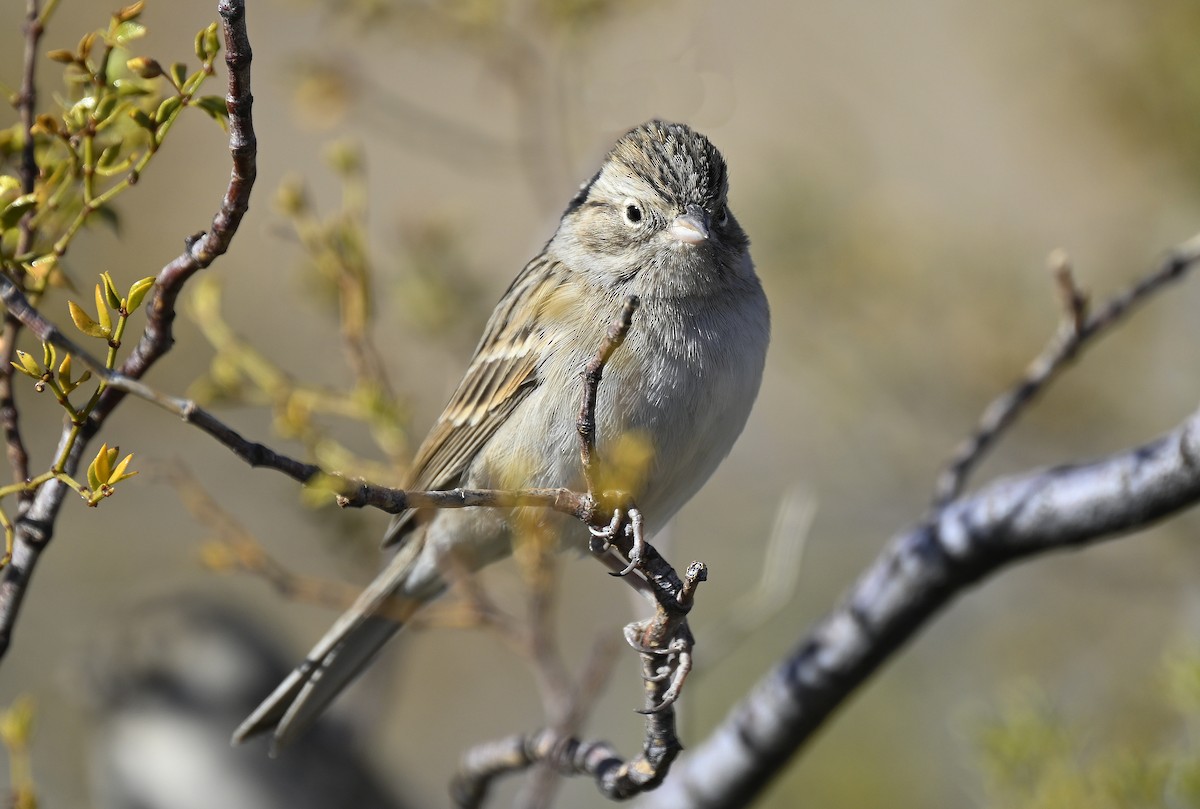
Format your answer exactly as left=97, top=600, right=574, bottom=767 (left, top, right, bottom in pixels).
left=233, top=533, right=430, bottom=749
left=272, top=617, right=400, bottom=748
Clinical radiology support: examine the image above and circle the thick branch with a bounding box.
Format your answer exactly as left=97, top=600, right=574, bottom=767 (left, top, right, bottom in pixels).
left=640, top=405, right=1200, bottom=808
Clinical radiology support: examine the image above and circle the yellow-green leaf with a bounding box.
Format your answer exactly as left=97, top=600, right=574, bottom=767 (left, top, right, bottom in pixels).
left=0, top=696, right=35, bottom=747
left=169, top=62, right=187, bottom=91
left=107, top=453, right=136, bottom=484
left=193, top=96, right=229, bottom=131
left=113, top=79, right=153, bottom=98
left=181, top=70, right=208, bottom=97
left=100, top=273, right=121, bottom=311
left=129, top=108, right=155, bottom=131
left=203, top=24, right=220, bottom=62
left=68, top=300, right=108, bottom=339
left=86, top=448, right=104, bottom=491
left=93, top=444, right=114, bottom=482
left=47, top=49, right=75, bottom=64
left=109, top=20, right=147, bottom=46
left=126, top=276, right=155, bottom=313
left=125, top=56, right=161, bottom=79
left=93, top=94, right=119, bottom=124
left=93, top=284, right=112, bottom=333
left=155, top=96, right=183, bottom=125
left=97, top=143, right=123, bottom=170
left=115, top=0, right=145, bottom=23
left=0, top=195, right=37, bottom=230
left=77, top=31, right=96, bottom=62
left=11, top=351, right=40, bottom=379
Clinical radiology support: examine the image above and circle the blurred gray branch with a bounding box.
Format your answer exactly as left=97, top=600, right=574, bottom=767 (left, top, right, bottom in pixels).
left=639, top=234, right=1200, bottom=808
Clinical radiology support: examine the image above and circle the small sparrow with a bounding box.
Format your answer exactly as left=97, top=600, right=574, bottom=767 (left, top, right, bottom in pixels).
left=235, top=120, right=770, bottom=748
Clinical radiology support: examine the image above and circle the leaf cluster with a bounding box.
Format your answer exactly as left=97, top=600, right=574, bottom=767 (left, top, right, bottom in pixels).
left=0, top=4, right=229, bottom=568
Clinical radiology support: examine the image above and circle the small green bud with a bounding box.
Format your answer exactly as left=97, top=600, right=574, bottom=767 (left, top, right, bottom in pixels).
left=125, top=56, right=162, bottom=79
left=115, top=0, right=146, bottom=23
left=100, top=272, right=122, bottom=310
left=169, top=62, right=187, bottom=91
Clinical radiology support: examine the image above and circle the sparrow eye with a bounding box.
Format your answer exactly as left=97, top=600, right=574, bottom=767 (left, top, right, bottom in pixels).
left=622, top=200, right=644, bottom=227
left=715, top=204, right=729, bottom=226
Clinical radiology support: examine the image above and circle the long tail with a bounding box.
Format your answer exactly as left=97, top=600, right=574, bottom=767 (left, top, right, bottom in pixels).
left=232, top=534, right=429, bottom=750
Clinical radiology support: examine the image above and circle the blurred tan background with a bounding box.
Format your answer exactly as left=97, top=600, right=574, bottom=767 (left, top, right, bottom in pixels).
left=2, top=0, right=1200, bottom=806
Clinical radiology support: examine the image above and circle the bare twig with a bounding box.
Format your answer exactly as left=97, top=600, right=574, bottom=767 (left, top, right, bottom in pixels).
left=578, top=294, right=639, bottom=497
left=88, top=0, right=256, bottom=429
left=933, top=234, right=1200, bottom=506
left=0, top=0, right=256, bottom=661
left=453, top=560, right=707, bottom=807
left=513, top=632, right=621, bottom=809
left=0, top=0, right=47, bottom=502
left=160, top=462, right=370, bottom=610
left=1049, top=249, right=1088, bottom=335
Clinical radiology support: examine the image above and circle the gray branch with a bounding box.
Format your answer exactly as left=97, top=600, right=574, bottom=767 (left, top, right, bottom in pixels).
left=639, top=402, right=1200, bottom=808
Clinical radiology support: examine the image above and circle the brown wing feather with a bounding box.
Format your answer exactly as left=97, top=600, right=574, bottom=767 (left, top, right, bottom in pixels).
left=382, top=254, right=564, bottom=547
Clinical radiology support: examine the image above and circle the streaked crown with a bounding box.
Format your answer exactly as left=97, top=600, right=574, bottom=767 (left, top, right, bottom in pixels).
left=607, top=120, right=729, bottom=210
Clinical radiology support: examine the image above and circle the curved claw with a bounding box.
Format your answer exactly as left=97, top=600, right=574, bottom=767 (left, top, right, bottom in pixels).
left=588, top=509, right=622, bottom=539
left=609, top=552, right=640, bottom=578
left=608, top=508, right=646, bottom=577
left=637, top=648, right=693, bottom=713
left=588, top=508, right=622, bottom=553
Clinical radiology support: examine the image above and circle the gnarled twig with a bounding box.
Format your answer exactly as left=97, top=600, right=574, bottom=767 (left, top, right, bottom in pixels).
left=0, top=0, right=256, bottom=660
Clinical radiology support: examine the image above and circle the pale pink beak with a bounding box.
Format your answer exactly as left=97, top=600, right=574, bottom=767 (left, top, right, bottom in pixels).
left=668, top=209, right=709, bottom=245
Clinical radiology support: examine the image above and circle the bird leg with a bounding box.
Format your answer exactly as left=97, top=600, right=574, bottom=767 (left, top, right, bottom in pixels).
left=609, top=508, right=647, bottom=577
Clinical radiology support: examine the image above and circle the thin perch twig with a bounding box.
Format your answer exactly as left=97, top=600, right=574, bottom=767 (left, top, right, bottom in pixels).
left=933, top=233, right=1200, bottom=506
